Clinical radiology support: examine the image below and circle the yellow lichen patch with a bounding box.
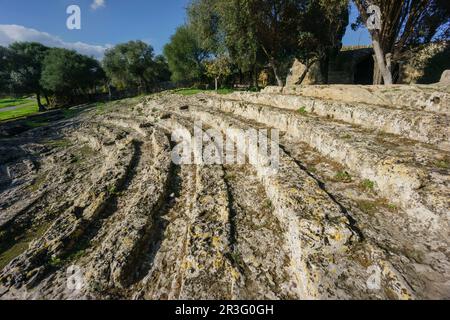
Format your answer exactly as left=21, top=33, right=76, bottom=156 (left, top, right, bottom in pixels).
left=211, top=236, right=221, bottom=248
left=228, top=265, right=241, bottom=281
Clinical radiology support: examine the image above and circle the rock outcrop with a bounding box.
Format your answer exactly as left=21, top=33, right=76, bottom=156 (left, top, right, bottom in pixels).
left=440, top=70, right=450, bottom=85
left=0, top=86, right=448, bottom=300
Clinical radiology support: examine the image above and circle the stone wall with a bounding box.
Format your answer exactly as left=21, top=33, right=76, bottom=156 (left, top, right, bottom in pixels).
left=285, top=42, right=449, bottom=85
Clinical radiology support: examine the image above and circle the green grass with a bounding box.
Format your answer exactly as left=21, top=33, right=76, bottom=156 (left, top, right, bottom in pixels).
left=342, top=133, right=352, bottom=139
left=25, top=120, right=50, bottom=128
left=361, top=179, right=376, bottom=191
left=307, top=165, right=317, bottom=173
left=0, top=96, right=48, bottom=121
left=174, top=88, right=234, bottom=96
left=49, top=256, right=63, bottom=268
left=435, top=157, right=449, bottom=170
left=94, top=102, right=108, bottom=115
left=0, top=102, right=39, bottom=121
left=357, top=200, right=377, bottom=214
left=62, top=108, right=82, bottom=119
left=45, top=139, right=72, bottom=148
left=297, top=107, right=308, bottom=115
left=387, top=203, right=398, bottom=210
left=28, top=173, right=48, bottom=192
left=334, top=171, right=352, bottom=182
left=0, top=223, right=50, bottom=270
left=0, top=98, right=31, bottom=109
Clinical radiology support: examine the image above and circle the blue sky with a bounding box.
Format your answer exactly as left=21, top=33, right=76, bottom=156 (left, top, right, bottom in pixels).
left=0, top=0, right=371, bottom=58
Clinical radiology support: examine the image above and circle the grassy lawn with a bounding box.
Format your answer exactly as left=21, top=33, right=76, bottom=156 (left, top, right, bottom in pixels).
left=0, top=98, right=32, bottom=109
left=173, top=88, right=235, bottom=96
left=0, top=98, right=40, bottom=121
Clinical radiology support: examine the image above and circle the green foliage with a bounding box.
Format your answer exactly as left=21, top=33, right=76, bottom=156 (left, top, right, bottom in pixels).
left=297, top=0, right=349, bottom=79
left=164, top=25, right=208, bottom=84
left=103, top=41, right=168, bottom=93
left=419, top=44, right=450, bottom=84
left=353, top=0, right=450, bottom=84
left=1, top=42, right=51, bottom=110
left=40, top=48, right=105, bottom=101
left=361, top=179, right=376, bottom=191
left=216, top=0, right=261, bottom=74
left=335, top=171, right=352, bottom=182
left=0, top=46, right=12, bottom=94
left=188, top=0, right=222, bottom=53
left=153, top=55, right=171, bottom=83
left=297, top=107, right=307, bottom=115
left=205, top=55, right=232, bottom=89
left=49, top=256, right=63, bottom=268
left=205, top=56, right=232, bottom=79
left=7, top=42, right=49, bottom=95
left=187, top=0, right=349, bottom=86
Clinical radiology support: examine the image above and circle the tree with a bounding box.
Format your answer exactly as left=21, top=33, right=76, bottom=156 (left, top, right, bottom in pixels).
left=0, top=46, right=11, bottom=95
left=164, top=25, right=208, bottom=84
left=246, top=0, right=306, bottom=86
left=205, top=55, right=232, bottom=90
left=153, top=55, right=171, bottom=83
left=188, top=0, right=298, bottom=86
left=103, top=41, right=157, bottom=93
left=7, top=42, right=49, bottom=111
left=189, top=0, right=263, bottom=87
left=40, top=48, right=105, bottom=105
left=296, top=0, right=349, bottom=84
left=353, top=0, right=450, bottom=84
left=188, top=0, right=349, bottom=86
left=188, top=0, right=223, bottom=54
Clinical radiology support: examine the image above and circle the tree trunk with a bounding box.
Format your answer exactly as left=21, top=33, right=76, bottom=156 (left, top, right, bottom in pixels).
left=372, top=56, right=382, bottom=84
left=108, top=83, right=113, bottom=101
left=44, top=93, right=50, bottom=107
left=36, top=93, right=46, bottom=112
left=252, top=66, right=258, bottom=88
left=215, top=77, right=218, bottom=91
left=269, top=58, right=284, bottom=87
left=320, top=56, right=330, bottom=84
left=372, top=39, right=393, bottom=85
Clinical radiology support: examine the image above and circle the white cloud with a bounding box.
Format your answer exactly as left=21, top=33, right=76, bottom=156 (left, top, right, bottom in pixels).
left=91, top=0, right=106, bottom=10
left=0, top=24, right=110, bottom=59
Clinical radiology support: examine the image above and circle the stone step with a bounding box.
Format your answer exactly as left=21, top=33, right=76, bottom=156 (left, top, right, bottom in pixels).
left=223, top=92, right=450, bottom=150
left=175, top=103, right=418, bottom=300
left=82, top=130, right=173, bottom=291
left=201, top=96, right=450, bottom=230
left=262, top=85, right=450, bottom=114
